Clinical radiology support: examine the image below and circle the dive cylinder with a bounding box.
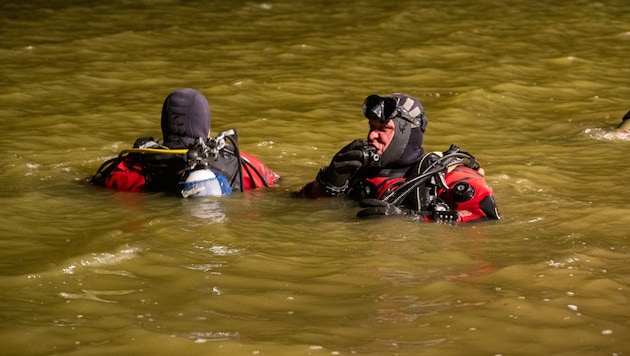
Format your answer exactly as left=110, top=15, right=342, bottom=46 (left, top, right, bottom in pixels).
left=181, top=169, right=232, bottom=198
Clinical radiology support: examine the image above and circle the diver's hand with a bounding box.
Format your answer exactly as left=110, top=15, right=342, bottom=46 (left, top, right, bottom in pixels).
left=317, top=139, right=368, bottom=195
left=357, top=199, right=409, bottom=218
left=326, top=139, right=369, bottom=184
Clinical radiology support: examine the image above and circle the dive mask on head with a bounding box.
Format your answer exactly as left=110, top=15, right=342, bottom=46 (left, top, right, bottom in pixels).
left=362, top=94, right=424, bottom=126
left=362, top=93, right=428, bottom=168
left=363, top=95, right=398, bottom=124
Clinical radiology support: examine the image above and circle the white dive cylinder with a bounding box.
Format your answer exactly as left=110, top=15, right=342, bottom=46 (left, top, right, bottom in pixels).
left=181, top=169, right=231, bottom=198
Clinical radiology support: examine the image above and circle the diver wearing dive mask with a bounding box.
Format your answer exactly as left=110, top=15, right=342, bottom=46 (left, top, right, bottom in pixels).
left=298, top=93, right=499, bottom=223
left=299, top=93, right=428, bottom=199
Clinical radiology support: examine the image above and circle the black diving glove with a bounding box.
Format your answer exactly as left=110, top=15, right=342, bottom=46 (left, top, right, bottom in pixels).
left=316, top=139, right=369, bottom=196
left=357, top=199, right=411, bottom=218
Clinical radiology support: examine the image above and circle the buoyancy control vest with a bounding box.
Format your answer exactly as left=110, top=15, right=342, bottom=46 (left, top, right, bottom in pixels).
left=380, top=144, right=500, bottom=223
left=91, top=129, right=279, bottom=195
left=435, top=165, right=499, bottom=222
left=90, top=149, right=188, bottom=194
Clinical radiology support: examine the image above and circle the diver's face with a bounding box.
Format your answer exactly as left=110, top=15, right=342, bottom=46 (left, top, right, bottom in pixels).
left=367, top=119, right=395, bottom=155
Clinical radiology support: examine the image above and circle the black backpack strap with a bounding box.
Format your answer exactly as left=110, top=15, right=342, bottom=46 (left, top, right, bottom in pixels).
left=90, top=151, right=146, bottom=186
left=90, top=156, right=122, bottom=186
left=382, top=145, right=479, bottom=211
left=240, top=155, right=271, bottom=189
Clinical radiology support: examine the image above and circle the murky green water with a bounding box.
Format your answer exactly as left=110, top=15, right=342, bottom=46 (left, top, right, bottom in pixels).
left=2, top=0, right=630, bottom=355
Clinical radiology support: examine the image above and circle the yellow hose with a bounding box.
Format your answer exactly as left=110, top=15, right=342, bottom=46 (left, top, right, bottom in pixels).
left=117, top=148, right=189, bottom=157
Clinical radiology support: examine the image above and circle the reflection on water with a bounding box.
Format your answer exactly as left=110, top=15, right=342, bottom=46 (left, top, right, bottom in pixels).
left=2, top=0, right=630, bottom=355
left=180, top=198, right=227, bottom=225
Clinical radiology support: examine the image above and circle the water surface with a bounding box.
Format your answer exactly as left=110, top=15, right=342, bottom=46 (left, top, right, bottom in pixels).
left=2, top=0, right=630, bottom=355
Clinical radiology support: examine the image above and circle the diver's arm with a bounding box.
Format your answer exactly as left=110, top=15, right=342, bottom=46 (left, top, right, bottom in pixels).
left=298, top=139, right=368, bottom=198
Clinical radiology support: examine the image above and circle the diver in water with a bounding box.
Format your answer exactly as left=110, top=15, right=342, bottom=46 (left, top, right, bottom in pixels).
left=616, top=110, right=630, bottom=133
left=298, top=93, right=499, bottom=223
left=91, top=88, right=279, bottom=197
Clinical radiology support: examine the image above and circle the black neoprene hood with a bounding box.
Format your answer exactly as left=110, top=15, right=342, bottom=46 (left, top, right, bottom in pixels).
left=161, top=88, right=211, bottom=148
left=373, top=93, right=428, bottom=168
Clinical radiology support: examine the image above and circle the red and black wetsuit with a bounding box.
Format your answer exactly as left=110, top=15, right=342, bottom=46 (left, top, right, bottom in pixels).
left=299, top=155, right=499, bottom=223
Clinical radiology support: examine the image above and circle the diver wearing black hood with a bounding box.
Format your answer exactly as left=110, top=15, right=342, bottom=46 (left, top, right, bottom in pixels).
left=161, top=88, right=211, bottom=149
left=299, top=93, right=428, bottom=199
left=364, top=93, right=428, bottom=170
left=298, top=93, right=499, bottom=223
left=91, top=88, right=279, bottom=195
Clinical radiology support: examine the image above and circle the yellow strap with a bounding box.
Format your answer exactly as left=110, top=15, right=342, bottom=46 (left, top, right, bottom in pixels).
left=118, top=148, right=189, bottom=157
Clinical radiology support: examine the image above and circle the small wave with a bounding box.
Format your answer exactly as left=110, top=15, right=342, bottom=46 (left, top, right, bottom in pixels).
left=184, top=331, right=238, bottom=343
left=59, top=289, right=137, bottom=303
left=583, top=128, right=630, bottom=141
left=192, top=241, right=241, bottom=256
left=62, top=246, right=140, bottom=275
